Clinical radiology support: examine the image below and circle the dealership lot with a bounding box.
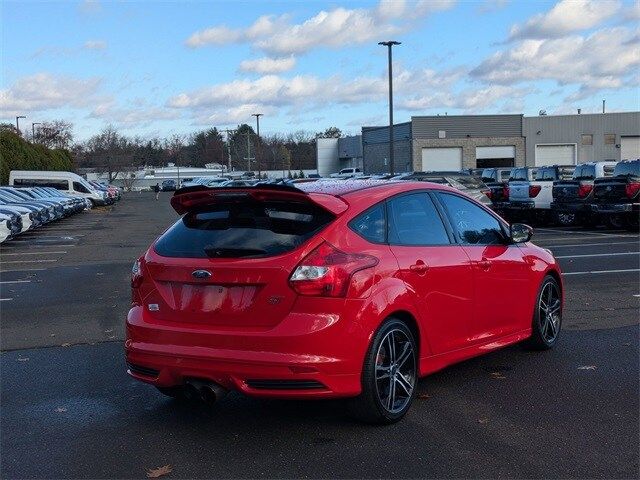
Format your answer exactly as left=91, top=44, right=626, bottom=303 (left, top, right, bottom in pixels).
left=1, top=192, right=638, bottom=478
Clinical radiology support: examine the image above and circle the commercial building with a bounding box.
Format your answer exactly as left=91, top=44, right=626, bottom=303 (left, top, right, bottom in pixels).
left=359, top=111, right=639, bottom=174
left=316, top=135, right=363, bottom=176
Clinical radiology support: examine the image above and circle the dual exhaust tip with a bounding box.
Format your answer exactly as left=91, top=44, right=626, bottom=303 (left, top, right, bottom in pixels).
left=183, top=379, right=228, bottom=406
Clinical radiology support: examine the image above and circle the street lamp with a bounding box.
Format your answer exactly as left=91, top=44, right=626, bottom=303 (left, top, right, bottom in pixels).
left=378, top=40, right=401, bottom=175
left=32, top=122, right=42, bottom=141
left=252, top=113, right=263, bottom=177
left=15, top=116, right=26, bottom=135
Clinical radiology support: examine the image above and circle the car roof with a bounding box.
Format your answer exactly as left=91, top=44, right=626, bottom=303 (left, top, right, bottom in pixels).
left=294, top=178, right=455, bottom=197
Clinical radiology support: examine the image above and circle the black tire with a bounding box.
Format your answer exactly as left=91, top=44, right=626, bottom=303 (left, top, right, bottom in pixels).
left=348, top=318, right=418, bottom=424
left=579, top=213, right=599, bottom=229
left=625, top=213, right=639, bottom=232
left=526, top=275, right=562, bottom=350
left=605, top=214, right=625, bottom=230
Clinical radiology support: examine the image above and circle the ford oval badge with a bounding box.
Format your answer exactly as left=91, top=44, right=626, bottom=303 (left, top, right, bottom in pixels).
left=192, top=270, right=212, bottom=279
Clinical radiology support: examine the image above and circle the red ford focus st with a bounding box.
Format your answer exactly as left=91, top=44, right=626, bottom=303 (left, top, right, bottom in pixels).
left=125, top=180, right=563, bottom=423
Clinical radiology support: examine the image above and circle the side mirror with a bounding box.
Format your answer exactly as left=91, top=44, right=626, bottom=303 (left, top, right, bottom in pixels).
left=510, top=223, right=533, bottom=243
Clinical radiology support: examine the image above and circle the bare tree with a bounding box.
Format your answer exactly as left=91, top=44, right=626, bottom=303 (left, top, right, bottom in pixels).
left=34, top=120, right=74, bottom=149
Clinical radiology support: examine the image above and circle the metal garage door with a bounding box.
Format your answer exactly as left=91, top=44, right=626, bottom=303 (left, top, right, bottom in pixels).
left=421, top=147, right=462, bottom=171
left=621, top=136, right=640, bottom=160
left=535, top=144, right=576, bottom=166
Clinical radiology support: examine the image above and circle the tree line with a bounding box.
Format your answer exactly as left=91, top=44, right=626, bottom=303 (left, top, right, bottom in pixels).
left=1, top=120, right=344, bottom=183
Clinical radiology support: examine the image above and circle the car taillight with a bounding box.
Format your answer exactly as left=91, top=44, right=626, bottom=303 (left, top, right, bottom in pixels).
left=289, top=242, right=378, bottom=297
left=482, top=189, right=492, bottom=200
left=131, top=258, right=144, bottom=288
left=529, top=185, right=541, bottom=197
left=502, top=186, right=509, bottom=200
left=625, top=182, right=640, bottom=198
left=578, top=184, right=593, bottom=198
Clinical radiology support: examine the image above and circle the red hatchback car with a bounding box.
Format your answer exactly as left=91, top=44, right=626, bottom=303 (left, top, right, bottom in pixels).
left=126, top=180, right=563, bottom=423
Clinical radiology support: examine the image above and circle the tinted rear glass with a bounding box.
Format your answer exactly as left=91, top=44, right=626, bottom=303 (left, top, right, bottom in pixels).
left=614, top=161, right=640, bottom=177
left=154, top=200, right=334, bottom=258
left=481, top=169, right=496, bottom=182
left=573, top=164, right=596, bottom=180
left=510, top=168, right=530, bottom=181
left=449, top=176, right=484, bottom=189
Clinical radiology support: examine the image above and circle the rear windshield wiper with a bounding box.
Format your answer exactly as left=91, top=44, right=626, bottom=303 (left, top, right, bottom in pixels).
left=204, top=247, right=268, bottom=258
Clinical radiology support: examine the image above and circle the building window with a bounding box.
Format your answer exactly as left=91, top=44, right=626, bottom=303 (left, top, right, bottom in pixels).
left=438, top=130, right=446, bottom=139
left=604, top=134, right=616, bottom=145
left=581, top=134, right=593, bottom=145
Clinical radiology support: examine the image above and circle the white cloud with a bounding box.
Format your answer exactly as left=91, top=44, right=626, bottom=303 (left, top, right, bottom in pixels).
left=89, top=101, right=179, bottom=126
left=471, top=27, right=640, bottom=98
left=239, top=56, right=296, bottom=74
left=84, top=40, right=107, bottom=50
left=167, top=67, right=462, bottom=112
left=186, top=15, right=288, bottom=48
left=477, top=0, right=509, bottom=14
left=0, top=73, right=101, bottom=117
left=507, top=0, right=620, bottom=41
left=401, top=85, right=525, bottom=111
left=185, top=1, right=455, bottom=54
left=79, top=0, right=102, bottom=15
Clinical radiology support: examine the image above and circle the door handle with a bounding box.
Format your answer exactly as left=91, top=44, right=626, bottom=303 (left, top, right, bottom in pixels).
left=409, top=261, right=429, bottom=275
left=478, top=258, right=491, bottom=270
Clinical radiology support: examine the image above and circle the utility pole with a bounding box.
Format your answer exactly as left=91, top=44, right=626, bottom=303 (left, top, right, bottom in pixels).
left=15, top=115, right=26, bottom=135
left=378, top=40, right=400, bottom=175
left=224, top=129, right=235, bottom=172
left=32, top=122, right=42, bottom=141
left=252, top=113, right=263, bottom=178
left=244, top=132, right=254, bottom=174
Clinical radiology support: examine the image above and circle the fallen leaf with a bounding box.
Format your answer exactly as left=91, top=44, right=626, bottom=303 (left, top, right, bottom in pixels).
left=490, top=372, right=506, bottom=379
left=478, top=417, right=489, bottom=424
left=55, top=407, right=67, bottom=413
left=61, top=343, right=72, bottom=347
left=146, top=465, right=172, bottom=478
left=17, top=357, right=29, bottom=362
left=622, top=343, right=631, bottom=347
left=50, top=333, right=56, bottom=337
left=578, top=365, right=597, bottom=370
left=104, top=329, right=113, bottom=333
left=417, top=393, right=431, bottom=399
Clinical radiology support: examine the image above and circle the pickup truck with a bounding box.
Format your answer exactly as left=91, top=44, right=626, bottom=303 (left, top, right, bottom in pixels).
left=590, top=159, right=640, bottom=230
left=480, top=168, right=513, bottom=210
left=330, top=167, right=362, bottom=178
left=505, top=165, right=575, bottom=223
left=551, top=161, right=617, bottom=227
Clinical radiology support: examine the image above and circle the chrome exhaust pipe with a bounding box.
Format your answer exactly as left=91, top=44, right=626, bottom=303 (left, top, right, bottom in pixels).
left=185, top=379, right=228, bottom=405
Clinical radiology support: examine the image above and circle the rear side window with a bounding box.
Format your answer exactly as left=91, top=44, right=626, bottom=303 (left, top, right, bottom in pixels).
left=535, top=168, right=555, bottom=181
left=73, top=182, right=91, bottom=193
left=349, top=204, right=385, bottom=243
left=154, top=200, right=334, bottom=258
left=437, top=192, right=505, bottom=245
left=13, top=178, right=69, bottom=189
left=614, top=161, right=640, bottom=177
left=387, top=193, right=450, bottom=246
left=573, top=164, right=596, bottom=180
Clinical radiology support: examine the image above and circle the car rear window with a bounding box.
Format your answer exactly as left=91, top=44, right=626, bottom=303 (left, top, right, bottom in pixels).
left=573, top=164, right=596, bottom=180
left=613, top=161, right=640, bottom=177
left=154, top=200, right=335, bottom=258
left=510, top=168, right=530, bottom=181
left=450, top=176, right=484, bottom=189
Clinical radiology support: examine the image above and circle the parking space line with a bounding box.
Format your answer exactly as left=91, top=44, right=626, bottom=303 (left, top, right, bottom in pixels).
left=536, top=234, right=639, bottom=242
left=0, top=268, right=46, bottom=273
left=563, top=269, right=640, bottom=276
left=0, top=280, right=31, bottom=284
left=0, top=298, right=13, bottom=301
left=546, top=241, right=639, bottom=248
left=0, top=244, right=76, bottom=248
left=0, top=259, right=57, bottom=264
left=555, top=252, right=639, bottom=259
left=1, top=251, right=67, bottom=256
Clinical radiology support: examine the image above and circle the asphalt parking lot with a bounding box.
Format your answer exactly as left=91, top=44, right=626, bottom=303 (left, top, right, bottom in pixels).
left=1, top=192, right=638, bottom=479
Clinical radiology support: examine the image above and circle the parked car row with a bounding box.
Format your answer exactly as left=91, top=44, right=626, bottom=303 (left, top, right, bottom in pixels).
left=0, top=170, right=124, bottom=243
left=485, top=159, right=639, bottom=230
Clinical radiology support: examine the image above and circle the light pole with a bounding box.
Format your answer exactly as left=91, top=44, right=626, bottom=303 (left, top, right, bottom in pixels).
left=378, top=40, right=400, bottom=175
left=32, top=122, right=42, bottom=141
left=252, top=113, right=263, bottom=177
left=15, top=116, right=26, bottom=135
left=223, top=129, right=236, bottom=172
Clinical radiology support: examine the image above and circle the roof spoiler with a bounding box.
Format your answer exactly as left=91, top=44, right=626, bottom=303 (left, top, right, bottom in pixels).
left=170, top=184, right=349, bottom=216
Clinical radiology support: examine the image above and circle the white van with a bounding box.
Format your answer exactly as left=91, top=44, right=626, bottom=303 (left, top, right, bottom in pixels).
left=9, top=170, right=107, bottom=206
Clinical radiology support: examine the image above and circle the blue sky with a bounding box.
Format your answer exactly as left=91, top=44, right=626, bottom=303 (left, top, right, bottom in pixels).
left=1, top=0, right=639, bottom=141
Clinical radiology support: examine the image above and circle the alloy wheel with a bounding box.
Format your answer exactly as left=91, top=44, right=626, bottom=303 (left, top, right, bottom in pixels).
left=538, top=282, right=561, bottom=343
left=374, top=328, right=416, bottom=414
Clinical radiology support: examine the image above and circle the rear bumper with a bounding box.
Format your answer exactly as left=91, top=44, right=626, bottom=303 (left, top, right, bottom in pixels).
left=550, top=202, right=589, bottom=214
left=125, top=305, right=365, bottom=399
left=590, top=203, right=639, bottom=214
left=503, top=201, right=535, bottom=210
